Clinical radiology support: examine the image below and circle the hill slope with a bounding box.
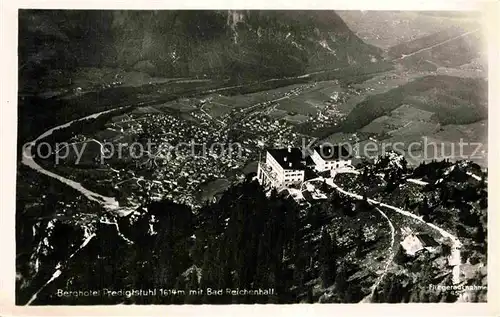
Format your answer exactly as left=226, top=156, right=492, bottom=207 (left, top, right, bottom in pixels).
left=340, top=75, right=487, bottom=132
left=19, top=10, right=383, bottom=92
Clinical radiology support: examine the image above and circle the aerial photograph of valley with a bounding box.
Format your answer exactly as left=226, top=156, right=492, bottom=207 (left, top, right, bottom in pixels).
left=15, top=10, right=488, bottom=305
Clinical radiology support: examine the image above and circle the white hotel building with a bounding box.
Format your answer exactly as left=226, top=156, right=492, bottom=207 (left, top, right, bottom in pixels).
left=257, top=145, right=352, bottom=190
left=257, top=148, right=306, bottom=189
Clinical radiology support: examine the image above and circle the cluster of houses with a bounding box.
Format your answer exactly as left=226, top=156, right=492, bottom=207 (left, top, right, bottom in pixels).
left=237, top=115, right=292, bottom=136
left=102, top=111, right=266, bottom=209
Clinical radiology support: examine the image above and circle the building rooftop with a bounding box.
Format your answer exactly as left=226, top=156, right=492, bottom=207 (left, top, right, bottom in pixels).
left=416, top=233, right=440, bottom=247
left=314, top=144, right=351, bottom=161
left=267, top=148, right=306, bottom=170
left=304, top=156, right=316, bottom=167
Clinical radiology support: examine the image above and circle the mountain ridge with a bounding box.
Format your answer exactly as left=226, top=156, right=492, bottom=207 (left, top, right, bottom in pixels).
left=19, top=10, right=383, bottom=91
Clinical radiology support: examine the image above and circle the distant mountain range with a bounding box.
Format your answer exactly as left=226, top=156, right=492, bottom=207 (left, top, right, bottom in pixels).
left=18, top=10, right=383, bottom=91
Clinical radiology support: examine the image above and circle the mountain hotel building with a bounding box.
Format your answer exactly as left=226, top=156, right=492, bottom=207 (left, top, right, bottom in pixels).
left=257, top=148, right=306, bottom=189
left=257, top=144, right=352, bottom=189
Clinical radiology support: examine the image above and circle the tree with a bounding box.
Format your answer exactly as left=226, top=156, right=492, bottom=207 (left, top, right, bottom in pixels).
left=375, top=274, right=405, bottom=303
left=361, top=167, right=370, bottom=185
left=441, top=239, right=452, bottom=257
left=394, top=246, right=410, bottom=265
left=354, top=225, right=365, bottom=257
left=401, top=157, right=408, bottom=174
left=185, top=270, right=202, bottom=304
left=343, top=282, right=363, bottom=303
left=385, top=171, right=398, bottom=192
left=306, top=287, right=314, bottom=303
left=318, top=228, right=337, bottom=288
left=334, top=264, right=349, bottom=295
left=418, top=196, right=432, bottom=221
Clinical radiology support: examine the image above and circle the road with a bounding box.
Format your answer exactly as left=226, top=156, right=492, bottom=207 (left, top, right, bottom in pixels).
left=301, top=172, right=460, bottom=297
left=392, top=29, right=480, bottom=61
left=369, top=207, right=396, bottom=299
left=387, top=120, right=412, bottom=135
left=325, top=176, right=462, bottom=285
left=300, top=173, right=455, bottom=300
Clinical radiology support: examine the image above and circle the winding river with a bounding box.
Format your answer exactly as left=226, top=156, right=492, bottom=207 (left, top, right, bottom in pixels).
left=21, top=107, right=137, bottom=217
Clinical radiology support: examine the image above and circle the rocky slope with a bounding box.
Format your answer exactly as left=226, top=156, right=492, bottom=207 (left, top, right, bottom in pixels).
left=19, top=10, right=382, bottom=92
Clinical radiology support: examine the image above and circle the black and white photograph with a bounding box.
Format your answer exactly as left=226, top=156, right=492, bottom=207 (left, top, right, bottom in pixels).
left=12, top=8, right=491, bottom=306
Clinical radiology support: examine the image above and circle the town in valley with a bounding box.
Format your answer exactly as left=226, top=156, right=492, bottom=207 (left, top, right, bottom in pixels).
left=15, top=10, right=488, bottom=305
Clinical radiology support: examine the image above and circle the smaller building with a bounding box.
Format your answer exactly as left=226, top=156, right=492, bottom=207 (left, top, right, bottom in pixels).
left=310, top=144, right=352, bottom=172
left=400, top=233, right=440, bottom=256
left=257, top=147, right=306, bottom=189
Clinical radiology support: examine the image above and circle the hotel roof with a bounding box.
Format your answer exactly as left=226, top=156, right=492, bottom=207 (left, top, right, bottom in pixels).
left=416, top=233, right=440, bottom=247
left=314, top=144, right=351, bottom=161
left=267, top=148, right=306, bottom=170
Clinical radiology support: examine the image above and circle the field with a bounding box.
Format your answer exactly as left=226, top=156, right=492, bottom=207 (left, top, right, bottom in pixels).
left=337, top=11, right=480, bottom=49
left=339, top=75, right=487, bottom=133
left=154, top=100, right=197, bottom=113
left=387, top=20, right=484, bottom=74
left=202, top=102, right=233, bottom=118
left=283, top=114, right=310, bottom=124
left=360, top=104, right=436, bottom=135
left=203, top=94, right=249, bottom=108
left=130, top=106, right=164, bottom=114
left=323, top=117, right=487, bottom=167
left=313, top=70, right=449, bottom=140
left=435, top=66, right=486, bottom=79
left=268, top=109, right=288, bottom=119
left=291, top=84, right=339, bottom=105
left=322, top=70, right=446, bottom=117
left=277, top=99, right=320, bottom=116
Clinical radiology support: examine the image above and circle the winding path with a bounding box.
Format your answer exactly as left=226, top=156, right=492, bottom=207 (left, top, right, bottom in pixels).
left=298, top=170, right=464, bottom=302
left=392, top=29, right=480, bottom=61
left=324, top=176, right=462, bottom=285
left=336, top=167, right=479, bottom=290
left=369, top=207, right=396, bottom=299
left=299, top=164, right=476, bottom=289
